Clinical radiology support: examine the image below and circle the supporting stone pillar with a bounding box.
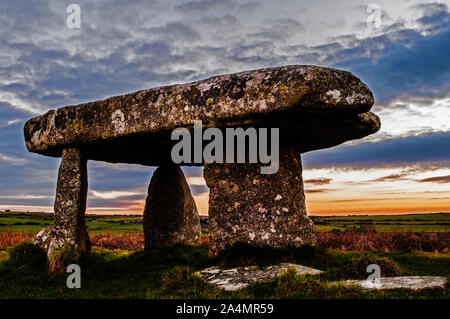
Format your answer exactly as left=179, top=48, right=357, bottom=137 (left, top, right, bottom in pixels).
left=33, top=148, right=91, bottom=260
left=204, top=147, right=316, bottom=254
left=143, top=165, right=201, bottom=249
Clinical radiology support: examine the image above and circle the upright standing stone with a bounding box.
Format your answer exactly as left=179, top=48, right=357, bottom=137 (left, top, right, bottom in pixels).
left=143, top=165, right=201, bottom=249
left=204, top=147, right=315, bottom=254
left=33, top=148, right=91, bottom=259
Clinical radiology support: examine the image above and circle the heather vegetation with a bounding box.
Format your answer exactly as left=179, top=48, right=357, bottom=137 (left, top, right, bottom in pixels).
left=2, top=229, right=448, bottom=253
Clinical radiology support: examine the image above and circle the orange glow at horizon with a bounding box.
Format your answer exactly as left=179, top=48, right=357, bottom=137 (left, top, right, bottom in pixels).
left=6, top=165, right=449, bottom=216
left=84, top=189, right=449, bottom=216
left=5, top=193, right=449, bottom=216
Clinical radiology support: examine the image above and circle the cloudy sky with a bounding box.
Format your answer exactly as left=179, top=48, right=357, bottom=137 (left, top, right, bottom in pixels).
left=0, top=0, right=449, bottom=215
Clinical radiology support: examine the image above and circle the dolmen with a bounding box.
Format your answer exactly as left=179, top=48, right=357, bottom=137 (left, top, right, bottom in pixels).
left=24, top=65, right=380, bottom=262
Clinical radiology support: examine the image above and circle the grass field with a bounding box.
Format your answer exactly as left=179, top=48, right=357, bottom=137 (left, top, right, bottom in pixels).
left=0, top=212, right=143, bottom=234
left=0, top=244, right=449, bottom=299
left=315, top=213, right=450, bottom=232
left=1, top=211, right=449, bottom=234
left=0, top=211, right=448, bottom=299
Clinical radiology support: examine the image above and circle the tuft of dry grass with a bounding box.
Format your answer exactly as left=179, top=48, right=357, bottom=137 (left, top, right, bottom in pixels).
left=160, top=266, right=191, bottom=291
left=47, top=245, right=80, bottom=272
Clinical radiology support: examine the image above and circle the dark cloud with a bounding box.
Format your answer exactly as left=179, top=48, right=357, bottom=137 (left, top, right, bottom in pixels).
left=196, top=15, right=243, bottom=30
left=0, top=153, right=58, bottom=208
left=190, top=185, right=209, bottom=195
left=0, top=197, right=52, bottom=207
left=304, top=178, right=332, bottom=186
left=327, top=197, right=413, bottom=203
left=0, top=102, right=31, bottom=123
left=89, top=193, right=146, bottom=202
left=238, top=1, right=260, bottom=13
left=86, top=198, right=143, bottom=209
left=230, top=41, right=277, bottom=64
left=145, top=22, right=201, bottom=42
left=182, top=166, right=204, bottom=177
left=335, top=25, right=450, bottom=102
left=87, top=163, right=154, bottom=192
left=305, top=189, right=330, bottom=194
left=0, top=0, right=59, bottom=37
left=247, top=17, right=304, bottom=43
left=344, top=173, right=412, bottom=185
left=418, top=175, right=450, bottom=184
left=371, top=174, right=409, bottom=182
left=175, top=0, right=236, bottom=13
left=414, top=2, right=450, bottom=33
left=303, top=132, right=450, bottom=168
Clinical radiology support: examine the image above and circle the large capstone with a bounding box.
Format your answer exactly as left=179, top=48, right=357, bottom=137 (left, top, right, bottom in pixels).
left=24, top=65, right=380, bottom=166
left=33, top=148, right=91, bottom=259
left=143, top=165, right=201, bottom=249
left=204, top=147, right=315, bottom=254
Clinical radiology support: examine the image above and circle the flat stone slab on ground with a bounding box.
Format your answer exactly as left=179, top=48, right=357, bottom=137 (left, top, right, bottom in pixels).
left=343, top=276, right=447, bottom=290
left=196, top=263, right=322, bottom=291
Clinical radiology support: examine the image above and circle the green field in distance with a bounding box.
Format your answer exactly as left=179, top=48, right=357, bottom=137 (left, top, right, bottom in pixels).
left=0, top=211, right=448, bottom=234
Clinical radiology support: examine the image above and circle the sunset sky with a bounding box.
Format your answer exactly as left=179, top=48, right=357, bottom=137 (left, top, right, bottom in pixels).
left=0, top=0, right=449, bottom=216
